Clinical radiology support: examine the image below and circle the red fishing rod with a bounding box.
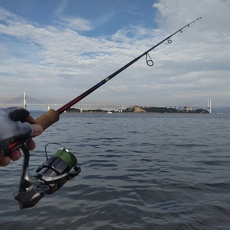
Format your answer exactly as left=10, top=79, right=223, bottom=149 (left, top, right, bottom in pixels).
left=10, top=17, right=201, bottom=152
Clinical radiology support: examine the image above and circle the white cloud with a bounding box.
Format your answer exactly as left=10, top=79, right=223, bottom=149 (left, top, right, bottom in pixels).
left=60, top=17, right=93, bottom=31
left=150, top=0, right=230, bottom=107
left=0, top=0, right=229, bottom=109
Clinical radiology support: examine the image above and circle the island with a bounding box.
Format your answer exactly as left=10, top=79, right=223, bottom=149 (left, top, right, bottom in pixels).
left=66, top=106, right=209, bottom=113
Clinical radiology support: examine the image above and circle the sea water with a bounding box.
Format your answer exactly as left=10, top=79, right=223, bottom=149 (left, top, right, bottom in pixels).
left=0, top=112, right=230, bottom=230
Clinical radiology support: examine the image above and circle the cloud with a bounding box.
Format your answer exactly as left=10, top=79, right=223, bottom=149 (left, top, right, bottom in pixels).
left=0, top=0, right=229, bottom=109
left=59, top=16, right=93, bottom=31
left=151, top=0, right=230, bottom=106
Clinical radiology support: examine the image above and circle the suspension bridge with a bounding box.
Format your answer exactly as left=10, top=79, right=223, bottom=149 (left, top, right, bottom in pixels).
left=0, top=93, right=124, bottom=112
left=0, top=93, right=213, bottom=113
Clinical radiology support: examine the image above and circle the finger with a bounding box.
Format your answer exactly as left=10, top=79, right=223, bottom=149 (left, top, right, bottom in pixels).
left=0, top=150, right=22, bottom=166
left=31, top=124, right=43, bottom=137
left=26, top=115, right=36, bottom=124
left=10, top=150, right=21, bottom=161
left=0, top=156, right=10, bottom=167
left=26, top=139, right=36, bottom=150
left=9, top=107, right=30, bottom=122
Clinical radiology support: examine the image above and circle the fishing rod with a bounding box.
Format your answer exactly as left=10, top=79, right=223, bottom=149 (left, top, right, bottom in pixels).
left=11, top=17, right=201, bottom=208
left=35, top=17, right=202, bottom=130
left=9, top=17, right=202, bottom=137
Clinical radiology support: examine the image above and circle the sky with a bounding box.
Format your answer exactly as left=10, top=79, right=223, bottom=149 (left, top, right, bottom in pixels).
left=0, top=0, right=229, bottom=109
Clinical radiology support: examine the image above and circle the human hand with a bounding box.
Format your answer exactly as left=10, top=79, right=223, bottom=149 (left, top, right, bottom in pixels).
left=0, top=107, right=43, bottom=166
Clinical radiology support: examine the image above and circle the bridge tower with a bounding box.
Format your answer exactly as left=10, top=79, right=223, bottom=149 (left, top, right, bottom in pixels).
left=208, top=98, right=212, bottom=113
left=23, top=92, right=27, bottom=109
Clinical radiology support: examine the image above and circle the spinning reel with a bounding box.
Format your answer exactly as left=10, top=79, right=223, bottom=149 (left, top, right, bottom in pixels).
left=15, top=144, right=81, bottom=209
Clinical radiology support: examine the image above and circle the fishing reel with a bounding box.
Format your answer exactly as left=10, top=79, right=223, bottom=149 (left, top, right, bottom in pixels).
left=14, top=144, right=81, bottom=209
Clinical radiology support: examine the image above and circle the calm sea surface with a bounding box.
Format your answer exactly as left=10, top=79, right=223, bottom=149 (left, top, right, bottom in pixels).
left=0, top=112, right=230, bottom=230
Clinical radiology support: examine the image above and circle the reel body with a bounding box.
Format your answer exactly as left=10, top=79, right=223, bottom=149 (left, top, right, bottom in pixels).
left=15, top=145, right=81, bottom=209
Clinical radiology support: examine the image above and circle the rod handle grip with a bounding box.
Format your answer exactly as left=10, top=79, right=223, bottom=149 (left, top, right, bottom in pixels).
left=35, top=109, right=59, bottom=130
